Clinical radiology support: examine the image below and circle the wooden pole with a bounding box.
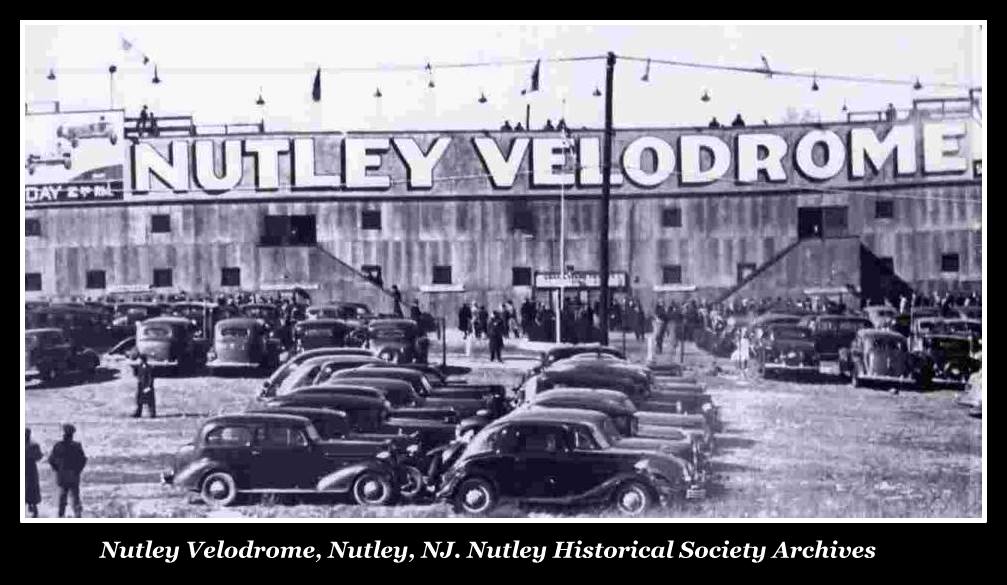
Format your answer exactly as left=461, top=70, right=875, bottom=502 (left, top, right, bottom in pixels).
left=599, top=52, right=616, bottom=346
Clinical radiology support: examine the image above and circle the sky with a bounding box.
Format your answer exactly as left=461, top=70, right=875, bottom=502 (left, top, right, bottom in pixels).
left=23, top=22, right=984, bottom=133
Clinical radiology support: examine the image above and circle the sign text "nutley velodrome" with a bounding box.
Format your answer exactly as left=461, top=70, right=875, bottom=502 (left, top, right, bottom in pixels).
left=129, top=120, right=973, bottom=197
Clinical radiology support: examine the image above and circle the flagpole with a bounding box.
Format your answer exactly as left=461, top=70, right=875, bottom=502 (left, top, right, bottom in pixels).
left=556, top=97, right=568, bottom=344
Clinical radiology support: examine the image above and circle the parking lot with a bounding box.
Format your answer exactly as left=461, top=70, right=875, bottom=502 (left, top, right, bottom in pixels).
left=23, top=337, right=982, bottom=518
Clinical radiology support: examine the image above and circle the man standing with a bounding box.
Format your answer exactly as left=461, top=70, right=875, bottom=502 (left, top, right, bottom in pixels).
left=26, top=428, right=43, bottom=518
left=391, top=285, right=404, bottom=317
left=458, top=302, right=472, bottom=340
left=487, top=311, right=506, bottom=363
left=409, top=299, right=422, bottom=323
left=136, top=105, right=149, bottom=137
left=48, top=424, right=87, bottom=518
left=133, top=355, right=156, bottom=418
left=654, top=301, right=668, bottom=353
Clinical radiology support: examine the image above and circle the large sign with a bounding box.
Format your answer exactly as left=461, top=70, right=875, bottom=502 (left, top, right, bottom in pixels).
left=535, top=271, right=628, bottom=290
left=25, top=114, right=978, bottom=206
left=24, top=110, right=126, bottom=204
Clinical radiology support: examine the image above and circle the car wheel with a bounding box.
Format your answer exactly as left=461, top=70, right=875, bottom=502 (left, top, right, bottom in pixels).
left=397, top=465, right=425, bottom=500
left=200, top=471, right=238, bottom=507
left=613, top=481, right=655, bottom=517
left=453, top=477, right=497, bottom=515
left=351, top=471, right=395, bottom=506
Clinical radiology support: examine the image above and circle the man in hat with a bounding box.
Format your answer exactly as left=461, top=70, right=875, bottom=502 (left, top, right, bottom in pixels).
left=48, top=424, right=87, bottom=518
left=26, top=428, right=43, bottom=518
left=390, top=285, right=404, bottom=318
left=487, top=311, right=506, bottom=363
left=133, top=354, right=156, bottom=418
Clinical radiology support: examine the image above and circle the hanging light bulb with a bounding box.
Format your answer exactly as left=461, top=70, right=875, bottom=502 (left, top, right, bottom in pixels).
left=425, top=62, right=435, bottom=88
left=152, top=66, right=161, bottom=84
left=108, top=64, right=117, bottom=75
left=255, top=87, right=265, bottom=106
left=811, top=74, right=819, bottom=92
left=374, top=87, right=382, bottom=98
left=593, top=86, right=602, bottom=97
left=478, top=91, right=487, bottom=104
left=47, top=68, right=56, bottom=80
left=700, top=89, right=710, bottom=102
left=641, top=58, right=651, bottom=82
left=143, top=55, right=150, bottom=65
left=428, top=79, right=435, bottom=89
left=841, top=101, right=848, bottom=112
left=913, top=77, right=923, bottom=91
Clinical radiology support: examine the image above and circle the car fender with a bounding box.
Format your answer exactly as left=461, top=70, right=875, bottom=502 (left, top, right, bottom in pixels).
left=316, top=461, right=395, bottom=493
left=174, top=458, right=237, bottom=491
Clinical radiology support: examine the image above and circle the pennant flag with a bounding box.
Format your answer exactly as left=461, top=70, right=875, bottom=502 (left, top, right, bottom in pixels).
left=529, top=59, right=541, bottom=92
left=311, top=68, right=322, bottom=102
left=121, top=37, right=133, bottom=52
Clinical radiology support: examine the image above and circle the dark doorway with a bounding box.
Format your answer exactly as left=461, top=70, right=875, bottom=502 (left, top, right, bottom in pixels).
left=798, top=207, right=823, bottom=239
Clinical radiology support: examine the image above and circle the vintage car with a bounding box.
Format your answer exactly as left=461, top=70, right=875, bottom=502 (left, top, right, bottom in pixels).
left=842, top=329, right=928, bottom=388
left=25, top=151, right=72, bottom=174
left=956, top=306, right=982, bottom=321
left=914, top=334, right=979, bottom=386
left=110, top=302, right=163, bottom=339
left=307, top=302, right=374, bottom=324
left=944, top=318, right=982, bottom=354
left=161, top=413, right=410, bottom=507
left=437, top=408, right=705, bottom=516
left=540, top=344, right=627, bottom=368
left=863, top=305, right=898, bottom=329
left=957, top=370, right=982, bottom=417
left=25, top=328, right=101, bottom=384
left=324, top=366, right=502, bottom=419
left=259, top=349, right=376, bottom=397
left=293, top=318, right=359, bottom=352
left=206, top=318, right=283, bottom=372
left=170, top=302, right=238, bottom=339
left=265, top=392, right=457, bottom=451
left=132, top=317, right=209, bottom=373
left=57, top=119, right=118, bottom=147
left=798, top=314, right=873, bottom=373
left=266, top=356, right=379, bottom=398
left=531, top=366, right=651, bottom=406
left=368, top=318, right=430, bottom=364
left=357, top=364, right=505, bottom=404
left=750, top=323, right=820, bottom=377
left=27, top=303, right=113, bottom=349
left=292, top=384, right=460, bottom=423
left=749, top=312, right=803, bottom=329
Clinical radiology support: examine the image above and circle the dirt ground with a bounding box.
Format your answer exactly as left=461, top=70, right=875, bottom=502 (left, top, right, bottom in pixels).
left=23, top=338, right=982, bottom=518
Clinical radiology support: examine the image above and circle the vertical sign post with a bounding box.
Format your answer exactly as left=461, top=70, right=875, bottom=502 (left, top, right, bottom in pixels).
left=599, top=52, right=616, bottom=347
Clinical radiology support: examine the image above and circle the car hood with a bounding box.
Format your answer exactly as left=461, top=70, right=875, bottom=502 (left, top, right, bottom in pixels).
left=767, top=339, right=816, bottom=352
left=615, top=436, right=691, bottom=458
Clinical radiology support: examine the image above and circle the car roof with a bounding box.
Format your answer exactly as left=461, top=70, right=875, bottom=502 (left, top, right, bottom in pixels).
left=532, top=388, right=629, bottom=403
left=859, top=328, right=906, bottom=339
left=142, top=316, right=192, bottom=326
left=497, top=407, right=608, bottom=426
left=296, top=384, right=386, bottom=398
left=249, top=406, right=348, bottom=420
left=270, top=393, right=383, bottom=407
left=322, top=355, right=384, bottom=364
left=204, top=413, right=309, bottom=426
left=332, top=377, right=413, bottom=389
left=370, top=318, right=416, bottom=327
left=297, top=318, right=349, bottom=327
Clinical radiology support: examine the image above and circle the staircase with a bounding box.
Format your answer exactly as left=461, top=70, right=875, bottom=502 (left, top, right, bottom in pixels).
left=718, top=236, right=863, bottom=304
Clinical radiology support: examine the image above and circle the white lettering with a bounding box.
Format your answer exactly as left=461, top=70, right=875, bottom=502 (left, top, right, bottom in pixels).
left=473, top=137, right=530, bottom=188
left=849, top=125, right=916, bottom=177
left=393, top=137, right=451, bottom=189
left=292, top=138, right=340, bottom=189
left=679, top=135, right=730, bottom=184
left=344, top=138, right=391, bottom=189
left=622, top=136, right=675, bottom=188
left=532, top=138, right=576, bottom=187
left=923, top=122, right=968, bottom=174
left=242, top=139, right=289, bottom=190
left=132, top=142, right=189, bottom=192
left=736, top=134, right=788, bottom=183
left=193, top=140, right=243, bottom=192
left=795, top=130, right=845, bottom=180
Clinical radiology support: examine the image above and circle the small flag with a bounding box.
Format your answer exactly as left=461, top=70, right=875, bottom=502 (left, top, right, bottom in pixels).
left=529, top=59, right=541, bottom=92
left=311, top=67, right=321, bottom=102
left=122, top=38, right=133, bottom=52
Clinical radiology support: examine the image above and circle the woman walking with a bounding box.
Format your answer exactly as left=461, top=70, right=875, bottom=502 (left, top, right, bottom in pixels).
left=25, top=428, right=43, bottom=517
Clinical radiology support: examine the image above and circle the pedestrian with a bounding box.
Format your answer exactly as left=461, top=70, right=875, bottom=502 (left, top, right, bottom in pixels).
left=458, top=302, right=472, bottom=339
left=133, top=354, right=156, bottom=418
left=48, top=424, right=87, bottom=518
left=633, top=302, right=646, bottom=341
left=487, top=311, right=506, bottom=363
left=26, top=428, right=43, bottom=518
left=737, top=328, right=752, bottom=375
left=731, top=113, right=746, bottom=127
left=475, top=305, right=489, bottom=340
left=390, top=285, right=403, bottom=317
left=410, top=299, right=422, bottom=323
left=136, top=105, right=149, bottom=137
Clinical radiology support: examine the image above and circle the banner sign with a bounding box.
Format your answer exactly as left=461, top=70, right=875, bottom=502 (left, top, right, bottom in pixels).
left=535, top=271, right=628, bottom=290
left=24, top=110, right=126, bottom=204
left=25, top=112, right=978, bottom=206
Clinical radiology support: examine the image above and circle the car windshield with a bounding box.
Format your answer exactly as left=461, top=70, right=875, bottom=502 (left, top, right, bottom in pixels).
left=303, top=422, right=322, bottom=443
left=869, top=336, right=906, bottom=352
left=140, top=325, right=173, bottom=339
left=371, top=327, right=407, bottom=340
left=220, top=327, right=249, bottom=338
left=772, top=326, right=810, bottom=340
left=243, top=307, right=276, bottom=320
left=593, top=419, right=619, bottom=449
left=301, top=325, right=337, bottom=336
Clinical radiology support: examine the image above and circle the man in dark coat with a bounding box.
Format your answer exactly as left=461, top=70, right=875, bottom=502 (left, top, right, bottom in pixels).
left=475, top=305, right=489, bottom=340
left=409, top=300, right=422, bottom=323
left=48, top=424, right=87, bottom=518
left=458, top=302, right=472, bottom=339
left=133, top=354, right=156, bottom=418
left=487, top=312, right=506, bottom=363
left=390, top=285, right=404, bottom=317
left=26, top=428, right=43, bottom=518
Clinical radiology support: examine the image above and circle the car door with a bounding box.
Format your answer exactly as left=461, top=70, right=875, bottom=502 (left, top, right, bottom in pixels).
left=249, top=424, right=314, bottom=489
left=201, top=424, right=256, bottom=486
left=509, top=424, right=571, bottom=500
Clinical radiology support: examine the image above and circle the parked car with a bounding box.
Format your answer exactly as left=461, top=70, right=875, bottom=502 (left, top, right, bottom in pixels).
left=171, top=302, right=238, bottom=340
left=57, top=119, right=118, bottom=147
left=437, top=408, right=705, bottom=516
left=842, top=328, right=929, bottom=388
left=799, top=314, right=872, bottom=374
left=863, top=305, right=898, bottom=329
left=292, top=384, right=460, bottom=423
left=914, top=334, right=979, bottom=387
left=750, top=323, right=820, bottom=377
left=206, top=318, right=283, bottom=372
left=259, top=347, right=375, bottom=397
left=110, top=302, right=163, bottom=339
left=531, top=367, right=651, bottom=406
left=132, top=317, right=209, bottom=373
left=27, top=303, right=113, bottom=349
left=293, top=318, right=359, bottom=353
left=328, top=366, right=506, bottom=418
left=265, top=392, right=456, bottom=451
left=540, top=344, right=627, bottom=369
left=161, top=413, right=409, bottom=507
left=944, top=318, right=982, bottom=354
left=308, top=302, right=374, bottom=325
left=268, top=356, right=382, bottom=397
left=368, top=318, right=429, bottom=364
left=239, top=303, right=284, bottom=332
left=25, top=328, right=100, bottom=384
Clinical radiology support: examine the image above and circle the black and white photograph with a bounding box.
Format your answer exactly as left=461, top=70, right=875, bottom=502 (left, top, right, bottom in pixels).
left=21, top=20, right=985, bottom=522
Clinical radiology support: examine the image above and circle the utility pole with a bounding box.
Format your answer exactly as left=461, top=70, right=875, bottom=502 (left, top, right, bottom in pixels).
left=599, top=51, right=616, bottom=346
left=525, top=103, right=531, bottom=130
